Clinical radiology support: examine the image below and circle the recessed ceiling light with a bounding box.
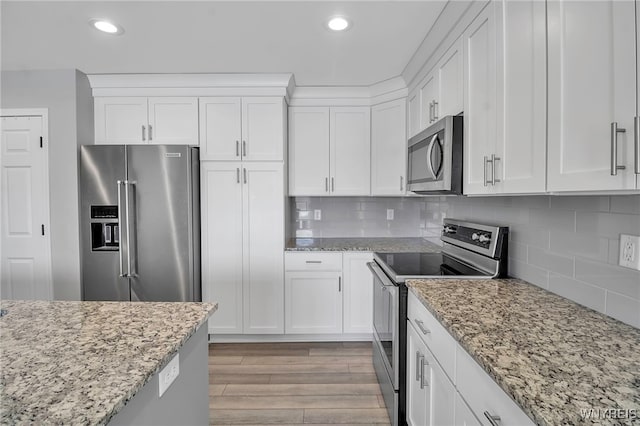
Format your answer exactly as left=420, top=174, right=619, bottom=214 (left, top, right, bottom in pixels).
left=89, top=19, right=124, bottom=35
left=327, top=16, right=350, bottom=32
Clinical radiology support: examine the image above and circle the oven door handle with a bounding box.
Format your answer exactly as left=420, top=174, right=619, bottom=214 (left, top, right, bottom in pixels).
left=367, top=262, right=397, bottom=288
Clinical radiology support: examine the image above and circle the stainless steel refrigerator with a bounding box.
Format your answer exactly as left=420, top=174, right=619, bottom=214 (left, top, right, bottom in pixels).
left=80, top=145, right=201, bottom=302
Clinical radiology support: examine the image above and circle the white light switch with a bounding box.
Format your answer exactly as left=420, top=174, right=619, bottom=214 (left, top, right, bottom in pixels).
left=314, top=209, right=322, bottom=220
left=158, top=353, right=179, bottom=397
left=387, top=209, right=394, bottom=220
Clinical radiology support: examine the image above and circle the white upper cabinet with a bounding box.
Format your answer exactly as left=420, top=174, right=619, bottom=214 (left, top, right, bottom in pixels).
left=288, top=107, right=331, bottom=195
left=371, top=99, right=407, bottom=196
left=95, top=97, right=198, bottom=145
left=330, top=107, right=371, bottom=196
left=199, top=97, right=284, bottom=161
left=464, top=0, right=546, bottom=195
left=547, top=0, right=637, bottom=191
left=289, top=106, right=371, bottom=196
left=410, top=38, right=464, bottom=137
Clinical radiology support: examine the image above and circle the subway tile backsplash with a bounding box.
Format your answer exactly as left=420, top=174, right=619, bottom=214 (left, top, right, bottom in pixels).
left=290, top=195, right=640, bottom=328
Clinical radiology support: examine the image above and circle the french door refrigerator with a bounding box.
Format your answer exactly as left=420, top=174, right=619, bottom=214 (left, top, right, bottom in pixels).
left=80, top=145, right=201, bottom=302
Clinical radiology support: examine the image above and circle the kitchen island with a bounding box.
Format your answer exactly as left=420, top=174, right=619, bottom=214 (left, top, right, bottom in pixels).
left=0, top=299, right=217, bottom=425
left=406, top=278, right=640, bottom=426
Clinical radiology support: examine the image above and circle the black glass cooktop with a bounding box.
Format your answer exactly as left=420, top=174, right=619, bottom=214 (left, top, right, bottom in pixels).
left=374, top=251, right=490, bottom=282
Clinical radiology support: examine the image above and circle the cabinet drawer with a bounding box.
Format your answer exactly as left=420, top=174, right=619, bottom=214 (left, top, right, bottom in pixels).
left=285, top=252, right=343, bottom=271
left=456, top=347, right=534, bottom=426
left=407, top=291, right=456, bottom=381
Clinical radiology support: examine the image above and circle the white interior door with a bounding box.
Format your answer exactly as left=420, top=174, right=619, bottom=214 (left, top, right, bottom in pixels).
left=0, top=114, right=52, bottom=300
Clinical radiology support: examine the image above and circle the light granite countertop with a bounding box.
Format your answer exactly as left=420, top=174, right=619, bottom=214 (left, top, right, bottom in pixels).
left=0, top=299, right=217, bottom=425
left=405, top=278, right=640, bottom=426
left=285, top=237, right=440, bottom=253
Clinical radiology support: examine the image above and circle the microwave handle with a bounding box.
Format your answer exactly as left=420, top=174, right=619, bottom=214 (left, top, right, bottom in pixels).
left=426, top=134, right=439, bottom=180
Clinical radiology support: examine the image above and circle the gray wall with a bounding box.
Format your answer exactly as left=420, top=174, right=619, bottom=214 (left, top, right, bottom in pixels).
left=1, top=69, right=93, bottom=300
left=291, top=195, right=640, bottom=328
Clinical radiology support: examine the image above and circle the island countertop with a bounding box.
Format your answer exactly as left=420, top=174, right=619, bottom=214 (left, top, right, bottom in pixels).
left=0, top=299, right=217, bottom=425
left=405, top=278, right=640, bottom=426
left=285, top=237, right=440, bottom=253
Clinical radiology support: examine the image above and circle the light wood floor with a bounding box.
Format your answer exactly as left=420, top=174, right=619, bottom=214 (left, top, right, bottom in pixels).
left=209, top=342, right=391, bottom=426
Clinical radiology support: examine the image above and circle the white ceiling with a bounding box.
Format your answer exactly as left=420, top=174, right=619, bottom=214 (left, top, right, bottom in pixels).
left=0, top=1, right=447, bottom=86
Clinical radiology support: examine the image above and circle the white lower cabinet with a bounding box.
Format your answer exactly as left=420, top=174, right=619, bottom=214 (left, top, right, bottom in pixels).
left=406, top=319, right=456, bottom=426
left=202, top=162, right=284, bottom=335
left=407, top=292, right=533, bottom=426
left=284, top=252, right=374, bottom=336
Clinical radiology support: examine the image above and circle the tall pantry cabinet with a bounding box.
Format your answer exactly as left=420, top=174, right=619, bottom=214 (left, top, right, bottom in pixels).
left=201, top=97, right=287, bottom=335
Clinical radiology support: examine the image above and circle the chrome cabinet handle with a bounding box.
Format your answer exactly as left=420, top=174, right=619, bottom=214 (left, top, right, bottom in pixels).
left=491, top=154, right=501, bottom=185
left=400, top=176, right=404, bottom=191
left=415, top=351, right=422, bottom=382
left=148, top=124, right=153, bottom=141
left=415, top=319, right=430, bottom=335
left=325, top=177, right=329, bottom=192
left=429, top=101, right=434, bottom=123
left=484, top=156, right=491, bottom=186
left=305, top=260, right=322, bottom=264
left=236, top=140, right=240, bottom=157
left=331, top=177, right=335, bottom=192
left=236, top=168, right=240, bottom=184
left=611, top=122, right=627, bottom=176
left=433, top=100, right=439, bottom=121
left=117, top=180, right=125, bottom=277
left=141, top=125, right=146, bottom=141
left=483, top=411, right=501, bottom=426
left=243, top=168, right=247, bottom=184
left=242, top=140, right=247, bottom=157
left=634, top=117, right=639, bottom=174
left=338, top=276, right=341, bottom=292
left=420, top=356, right=428, bottom=389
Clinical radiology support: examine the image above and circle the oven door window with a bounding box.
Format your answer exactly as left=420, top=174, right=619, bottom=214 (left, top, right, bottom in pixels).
left=408, top=129, right=444, bottom=185
left=373, top=275, right=397, bottom=373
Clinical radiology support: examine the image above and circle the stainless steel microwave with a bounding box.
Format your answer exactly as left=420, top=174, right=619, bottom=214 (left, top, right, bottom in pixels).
left=407, top=115, right=463, bottom=194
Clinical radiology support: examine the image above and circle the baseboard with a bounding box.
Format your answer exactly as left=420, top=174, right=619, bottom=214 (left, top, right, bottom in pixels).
left=208, top=333, right=373, bottom=343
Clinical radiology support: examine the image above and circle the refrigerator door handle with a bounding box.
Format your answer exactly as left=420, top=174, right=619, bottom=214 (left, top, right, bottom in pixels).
left=124, top=180, right=137, bottom=277
left=117, top=180, right=126, bottom=277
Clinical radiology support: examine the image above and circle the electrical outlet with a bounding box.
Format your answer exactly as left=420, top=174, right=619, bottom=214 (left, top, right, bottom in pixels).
left=387, top=209, right=394, bottom=220
left=314, top=209, right=322, bottom=220
left=619, top=234, right=640, bottom=270
left=158, top=353, right=179, bottom=397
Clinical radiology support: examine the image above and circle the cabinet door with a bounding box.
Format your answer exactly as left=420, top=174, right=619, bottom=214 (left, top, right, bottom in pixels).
left=199, top=97, right=242, bottom=160
left=94, top=97, right=148, bottom=145
left=408, top=92, right=421, bottom=138
left=242, top=163, right=284, bottom=334
left=285, top=271, right=342, bottom=334
left=419, top=73, right=438, bottom=128
left=426, top=349, right=456, bottom=426
left=371, top=100, right=407, bottom=196
left=463, top=2, right=497, bottom=195
left=438, top=38, right=463, bottom=118
left=547, top=0, right=636, bottom=191
left=406, top=321, right=429, bottom=426
left=330, top=107, right=371, bottom=195
left=455, top=393, right=482, bottom=426
left=494, top=0, right=546, bottom=194
left=201, top=162, right=243, bottom=334
left=342, top=252, right=373, bottom=334
left=241, top=97, right=284, bottom=161
left=288, top=107, right=330, bottom=195
left=147, top=97, right=199, bottom=145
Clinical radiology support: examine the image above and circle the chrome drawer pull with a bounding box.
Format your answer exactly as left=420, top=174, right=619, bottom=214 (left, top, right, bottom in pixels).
left=611, top=122, right=627, bottom=176
left=416, top=351, right=423, bottom=382
left=305, top=260, right=322, bottom=264
left=415, top=319, right=430, bottom=335
left=420, top=356, right=429, bottom=389
left=483, top=411, right=501, bottom=426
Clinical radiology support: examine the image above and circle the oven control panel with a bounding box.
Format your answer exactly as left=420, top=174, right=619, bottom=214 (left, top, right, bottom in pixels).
left=441, top=219, right=508, bottom=259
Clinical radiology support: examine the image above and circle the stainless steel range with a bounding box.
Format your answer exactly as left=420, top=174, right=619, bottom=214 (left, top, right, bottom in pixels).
left=367, top=218, right=509, bottom=426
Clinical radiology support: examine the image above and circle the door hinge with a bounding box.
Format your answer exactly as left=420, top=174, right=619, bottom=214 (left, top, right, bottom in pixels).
left=41, top=224, right=45, bottom=236
left=40, top=136, right=43, bottom=148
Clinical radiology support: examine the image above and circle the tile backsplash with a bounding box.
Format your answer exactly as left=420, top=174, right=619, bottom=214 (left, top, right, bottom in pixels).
left=291, top=195, right=640, bottom=328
